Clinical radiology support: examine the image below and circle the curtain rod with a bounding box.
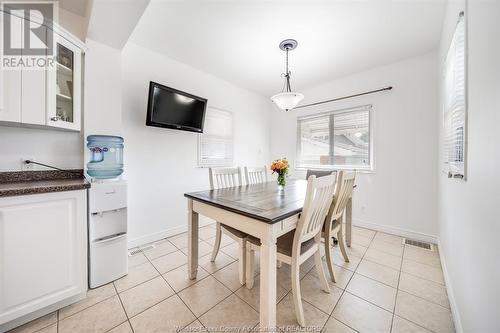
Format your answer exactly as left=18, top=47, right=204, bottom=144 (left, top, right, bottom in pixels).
left=294, top=86, right=393, bottom=109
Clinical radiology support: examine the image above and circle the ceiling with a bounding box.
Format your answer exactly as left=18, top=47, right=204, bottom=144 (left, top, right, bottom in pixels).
left=87, top=0, right=150, bottom=50
left=58, top=0, right=90, bottom=17
left=129, top=0, right=447, bottom=97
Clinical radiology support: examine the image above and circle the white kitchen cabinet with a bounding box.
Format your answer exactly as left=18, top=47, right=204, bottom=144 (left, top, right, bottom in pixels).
left=0, top=10, right=85, bottom=131
left=21, top=19, right=47, bottom=126
left=0, top=11, right=22, bottom=123
left=0, top=190, right=87, bottom=326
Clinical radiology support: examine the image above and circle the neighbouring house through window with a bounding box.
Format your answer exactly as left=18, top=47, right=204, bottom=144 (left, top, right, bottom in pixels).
left=296, top=105, right=373, bottom=170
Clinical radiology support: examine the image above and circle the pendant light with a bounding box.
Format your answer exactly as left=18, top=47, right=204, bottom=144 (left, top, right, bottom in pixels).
left=270, top=39, right=304, bottom=111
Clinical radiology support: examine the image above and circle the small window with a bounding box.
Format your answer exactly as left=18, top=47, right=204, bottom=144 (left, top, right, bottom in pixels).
left=296, top=105, right=372, bottom=170
left=198, top=108, right=233, bottom=167
left=443, top=12, right=466, bottom=179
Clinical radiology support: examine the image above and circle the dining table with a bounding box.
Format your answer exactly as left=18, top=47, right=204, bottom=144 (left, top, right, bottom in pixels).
left=184, top=178, right=353, bottom=330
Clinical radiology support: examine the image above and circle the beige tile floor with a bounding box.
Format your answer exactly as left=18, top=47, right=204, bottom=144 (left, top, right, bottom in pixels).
left=9, top=225, right=455, bottom=333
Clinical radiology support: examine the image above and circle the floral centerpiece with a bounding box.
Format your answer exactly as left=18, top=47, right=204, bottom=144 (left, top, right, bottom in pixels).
left=271, top=158, right=289, bottom=187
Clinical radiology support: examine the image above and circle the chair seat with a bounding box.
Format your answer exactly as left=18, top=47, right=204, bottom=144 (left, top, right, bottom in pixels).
left=221, top=224, right=248, bottom=239
left=246, top=230, right=316, bottom=257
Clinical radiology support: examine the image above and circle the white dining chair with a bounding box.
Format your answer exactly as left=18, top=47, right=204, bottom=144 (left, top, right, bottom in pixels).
left=209, top=167, right=248, bottom=285
left=323, top=171, right=356, bottom=282
left=245, top=174, right=336, bottom=327
left=244, top=166, right=268, bottom=184
left=305, top=169, right=336, bottom=179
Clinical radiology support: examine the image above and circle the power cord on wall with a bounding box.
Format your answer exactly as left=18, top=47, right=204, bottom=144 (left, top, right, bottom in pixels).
left=24, top=160, right=83, bottom=175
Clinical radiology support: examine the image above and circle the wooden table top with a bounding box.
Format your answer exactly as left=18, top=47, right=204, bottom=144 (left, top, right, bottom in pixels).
left=184, top=179, right=307, bottom=224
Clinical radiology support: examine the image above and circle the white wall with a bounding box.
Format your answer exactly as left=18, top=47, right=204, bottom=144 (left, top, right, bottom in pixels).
left=437, top=1, right=500, bottom=332
left=270, top=53, right=439, bottom=241
left=83, top=38, right=123, bottom=168
left=0, top=126, right=82, bottom=171
left=121, top=43, right=272, bottom=246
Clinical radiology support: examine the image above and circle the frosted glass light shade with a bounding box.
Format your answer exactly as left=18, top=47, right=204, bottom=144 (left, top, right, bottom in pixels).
left=271, top=92, right=304, bottom=111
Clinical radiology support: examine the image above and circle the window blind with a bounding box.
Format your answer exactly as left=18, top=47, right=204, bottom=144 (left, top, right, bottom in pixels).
left=443, top=13, right=466, bottom=179
left=198, top=108, right=233, bottom=167
left=296, top=105, right=372, bottom=170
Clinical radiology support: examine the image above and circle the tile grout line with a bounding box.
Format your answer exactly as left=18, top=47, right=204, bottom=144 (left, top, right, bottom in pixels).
left=147, top=229, right=249, bottom=328
left=118, top=238, right=239, bottom=328
left=391, top=314, right=442, bottom=333
left=203, top=255, right=307, bottom=323
left=112, top=282, right=135, bottom=333
left=389, top=241, right=405, bottom=333
left=19, top=228, right=451, bottom=333
left=353, top=259, right=449, bottom=309
left=319, top=230, right=376, bottom=332
left=353, top=232, right=450, bottom=332
left=397, top=269, right=446, bottom=286
left=82, top=229, right=445, bottom=332
left=168, top=231, right=448, bottom=332
left=141, top=247, right=203, bottom=331
left=402, top=256, right=443, bottom=269
left=203, top=254, right=315, bottom=329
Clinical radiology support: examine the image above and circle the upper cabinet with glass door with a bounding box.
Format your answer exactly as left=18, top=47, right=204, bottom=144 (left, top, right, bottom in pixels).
left=47, top=34, right=82, bottom=131
left=0, top=8, right=85, bottom=131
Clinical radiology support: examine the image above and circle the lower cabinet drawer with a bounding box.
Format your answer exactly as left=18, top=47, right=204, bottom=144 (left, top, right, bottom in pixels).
left=89, top=234, right=128, bottom=289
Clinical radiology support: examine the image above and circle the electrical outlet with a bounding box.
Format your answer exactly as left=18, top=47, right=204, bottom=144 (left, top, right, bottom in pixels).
left=21, top=157, right=34, bottom=171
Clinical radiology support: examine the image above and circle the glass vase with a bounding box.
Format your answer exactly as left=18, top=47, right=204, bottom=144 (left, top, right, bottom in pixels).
left=277, top=173, right=286, bottom=187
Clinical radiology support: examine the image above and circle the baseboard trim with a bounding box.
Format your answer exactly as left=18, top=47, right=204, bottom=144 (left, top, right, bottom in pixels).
left=437, top=240, right=463, bottom=333
left=352, top=218, right=438, bottom=244
left=0, top=292, right=86, bottom=333
left=127, top=217, right=215, bottom=249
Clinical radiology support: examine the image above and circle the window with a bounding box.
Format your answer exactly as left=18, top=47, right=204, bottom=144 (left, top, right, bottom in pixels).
left=198, top=108, right=233, bottom=167
left=443, top=12, right=466, bottom=179
left=296, top=105, right=372, bottom=170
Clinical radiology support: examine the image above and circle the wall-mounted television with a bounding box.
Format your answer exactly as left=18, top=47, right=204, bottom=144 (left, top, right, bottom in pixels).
left=146, top=81, right=207, bottom=133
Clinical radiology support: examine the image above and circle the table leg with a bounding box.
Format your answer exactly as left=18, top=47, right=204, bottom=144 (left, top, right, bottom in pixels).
left=346, top=197, right=352, bottom=247
left=259, top=237, right=277, bottom=331
left=187, top=199, right=199, bottom=279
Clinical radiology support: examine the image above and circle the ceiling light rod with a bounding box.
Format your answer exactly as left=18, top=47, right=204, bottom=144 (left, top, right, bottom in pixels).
left=270, top=39, right=304, bottom=111
left=281, top=40, right=295, bottom=92
left=294, top=86, right=393, bottom=109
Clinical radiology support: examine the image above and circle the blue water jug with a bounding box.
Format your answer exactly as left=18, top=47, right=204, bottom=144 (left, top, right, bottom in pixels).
left=87, top=135, right=124, bottom=179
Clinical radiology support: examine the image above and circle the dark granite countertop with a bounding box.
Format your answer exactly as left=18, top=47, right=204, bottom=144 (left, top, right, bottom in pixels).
left=0, top=170, right=91, bottom=197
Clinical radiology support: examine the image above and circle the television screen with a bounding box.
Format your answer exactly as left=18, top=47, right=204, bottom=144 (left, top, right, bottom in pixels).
left=146, top=81, right=207, bottom=133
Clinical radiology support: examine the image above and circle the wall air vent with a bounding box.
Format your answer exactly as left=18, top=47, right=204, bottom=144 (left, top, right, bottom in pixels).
left=128, top=244, right=156, bottom=256
left=402, top=238, right=435, bottom=251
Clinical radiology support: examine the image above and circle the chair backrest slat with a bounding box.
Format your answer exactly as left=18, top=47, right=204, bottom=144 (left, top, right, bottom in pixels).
left=294, top=174, right=337, bottom=249
left=244, top=166, right=268, bottom=185
left=209, top=167, right=242, bottom=190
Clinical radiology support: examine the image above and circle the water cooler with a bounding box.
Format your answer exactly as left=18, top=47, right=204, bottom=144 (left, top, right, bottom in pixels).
left=87, top=135, right=128, bottom=288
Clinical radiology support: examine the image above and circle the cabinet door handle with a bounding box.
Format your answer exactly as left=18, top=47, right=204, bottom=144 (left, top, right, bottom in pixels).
left=50, top=116, right=60, bottom=121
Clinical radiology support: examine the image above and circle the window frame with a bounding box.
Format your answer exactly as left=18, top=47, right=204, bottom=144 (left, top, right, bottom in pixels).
left=442, top=11, right=467, bottom=180
left=198, top=107, right=234, bottom=168
left=295, top=104, right=374, bottom=172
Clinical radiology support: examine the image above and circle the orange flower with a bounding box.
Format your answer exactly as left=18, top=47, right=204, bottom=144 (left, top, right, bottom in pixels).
left=270, top=158, right=289, bottom=172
